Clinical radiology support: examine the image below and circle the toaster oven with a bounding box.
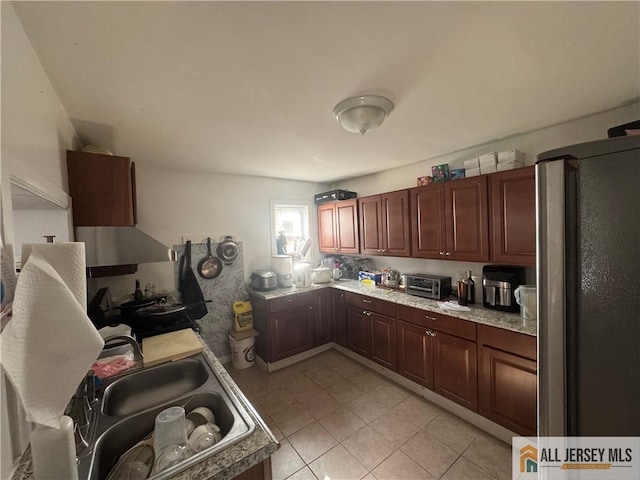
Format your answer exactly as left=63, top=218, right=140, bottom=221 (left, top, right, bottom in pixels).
left=404, top=273, right=452, bottom=300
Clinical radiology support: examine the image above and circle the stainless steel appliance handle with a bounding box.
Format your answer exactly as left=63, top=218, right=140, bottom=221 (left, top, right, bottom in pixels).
left=537, top=160, right=568, bottom=437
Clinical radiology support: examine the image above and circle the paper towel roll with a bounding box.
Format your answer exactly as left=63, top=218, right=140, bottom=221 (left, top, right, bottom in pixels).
left=21, top=243, right=87, bottom=309
left=1, top=246, right=104, bottom=428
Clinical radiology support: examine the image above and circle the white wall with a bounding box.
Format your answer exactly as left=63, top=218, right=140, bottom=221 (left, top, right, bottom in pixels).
left=329, top=103, right=640, bottom=283
left=0, top=3, right=81, bottom=478
left=95, top=165, right=329, bottom=299
left=332, top=103, right=640, bottom=196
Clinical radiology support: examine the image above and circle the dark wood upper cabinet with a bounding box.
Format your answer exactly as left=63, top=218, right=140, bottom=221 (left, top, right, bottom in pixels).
left=410, top=177, right=489, bottom=262
left=359, top=190, right=410, bottom=257
left=358, top=195, right=382, bottom=254
left=490, top=166, right=536, bottom=266
left=318, top=203, right=337, bottom=252
left=318, top=199, right=359, bottom=254
left=67, top=150, right=137, bottom=226
left=410, top=184, right=446, bottom=259
left=478, top=324, right=537, bottom=435
left=444, top=176, right=490, bottom=262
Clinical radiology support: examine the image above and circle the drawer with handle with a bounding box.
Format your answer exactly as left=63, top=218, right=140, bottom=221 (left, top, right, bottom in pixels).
left=269, top=292, right=314, bottom=313
left=345, top=292, right=395, bottom=317
left=396, top=304, right=476, bottom=341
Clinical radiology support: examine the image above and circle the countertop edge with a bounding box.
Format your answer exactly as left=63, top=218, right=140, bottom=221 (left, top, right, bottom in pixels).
left=248, top=280, right=537, bottom=337
left=10, top=340, right=279, bottom=480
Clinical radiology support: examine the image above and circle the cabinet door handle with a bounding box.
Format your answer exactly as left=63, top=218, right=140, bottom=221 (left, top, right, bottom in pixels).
left=381, top=248, right=387, bottom=253
left=439, top=251, right=445, bottom=256
left=362, top=310, right=371, bottom=316
left=431, top=331, right=437, bottom=337
left=309, top=306, right=313, bottom=310
left=425, top=315, right=437, bottom=321
left=362, top=299, right=372, bottom=304
left=445, top=252, right=451, bottom=256
left=287, top=299, right=294, bottom=302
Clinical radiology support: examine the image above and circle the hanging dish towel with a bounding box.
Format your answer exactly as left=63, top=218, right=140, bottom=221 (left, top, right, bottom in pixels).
left=178, top=241, right=208, bottom=320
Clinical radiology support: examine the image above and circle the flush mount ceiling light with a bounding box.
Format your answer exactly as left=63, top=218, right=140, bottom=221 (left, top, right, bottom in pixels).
left=333, top=95, right=394, bottom=135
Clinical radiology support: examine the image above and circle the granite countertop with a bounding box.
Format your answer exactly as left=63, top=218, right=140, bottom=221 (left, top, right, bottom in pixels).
left=11, top=341, right=279, bottom=480
left=248, top=279, right=537, bottom=337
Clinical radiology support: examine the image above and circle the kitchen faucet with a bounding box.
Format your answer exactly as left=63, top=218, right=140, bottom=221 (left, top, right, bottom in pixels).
left=102, top=334, right=144, bottom=362
left=66, top=335, right=144, bottom=455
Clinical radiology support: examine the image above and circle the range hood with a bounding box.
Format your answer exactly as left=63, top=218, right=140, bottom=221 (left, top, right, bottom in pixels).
left=75, top=226, right=175, bottom=269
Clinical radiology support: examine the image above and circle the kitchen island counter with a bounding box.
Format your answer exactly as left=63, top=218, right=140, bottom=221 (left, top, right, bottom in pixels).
left=248, top=279, right=536, bottom=337
left=11, top=339, right=279, bottom=480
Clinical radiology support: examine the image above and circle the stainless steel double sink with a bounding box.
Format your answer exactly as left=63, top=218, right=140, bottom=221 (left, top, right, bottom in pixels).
left=77, top=354, right=255, bottom=480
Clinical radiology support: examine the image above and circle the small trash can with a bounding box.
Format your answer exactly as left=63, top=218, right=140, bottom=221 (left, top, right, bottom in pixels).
left=229, top=329, right=257, bottom=369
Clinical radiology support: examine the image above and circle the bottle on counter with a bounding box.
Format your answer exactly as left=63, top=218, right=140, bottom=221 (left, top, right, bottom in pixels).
left=134, top=279, right=144, bottom=300
left=464, top=270, right=475, bottom=304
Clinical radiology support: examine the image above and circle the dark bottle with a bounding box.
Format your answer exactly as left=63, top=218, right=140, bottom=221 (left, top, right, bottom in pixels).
left=133, top=279, right=144, bottom=300
left=464, top=270, right=475, bottom=304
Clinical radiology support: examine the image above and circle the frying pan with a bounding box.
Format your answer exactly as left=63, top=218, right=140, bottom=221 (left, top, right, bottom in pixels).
left=198, top=238, right=222, bottom=279
left=217, top=235, right=239, bottom=265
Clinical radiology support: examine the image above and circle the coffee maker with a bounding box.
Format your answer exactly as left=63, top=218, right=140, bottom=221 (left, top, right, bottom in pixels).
left=482, top=265, right=526, bottom=312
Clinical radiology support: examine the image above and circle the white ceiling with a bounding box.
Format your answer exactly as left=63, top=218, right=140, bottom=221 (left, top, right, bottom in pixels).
left=12, top=1, right=640, bottom=183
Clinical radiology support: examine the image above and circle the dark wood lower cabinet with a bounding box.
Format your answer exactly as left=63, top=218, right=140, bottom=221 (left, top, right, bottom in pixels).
left=396, top=320, right=434, bottom=389
left=433, top=332, right=478, bottom=411
left=371, top=312, right=396, bottom=370
left=252, top=289, right=537, bottom=436
left=270, top=304, right=314, bottom=361
left=333, top=290, right=347, bottom=347
left=346, top=306, right=372, bottom=357
left=314, top=289, right=333, bottom=346
left=478, top=324, right=537, bottom=435
left=234, top=457, right=272, bottom=480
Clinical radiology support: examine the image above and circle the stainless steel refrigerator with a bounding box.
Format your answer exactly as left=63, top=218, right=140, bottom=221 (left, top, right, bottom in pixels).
left=537, top=134, right=640, bottom=436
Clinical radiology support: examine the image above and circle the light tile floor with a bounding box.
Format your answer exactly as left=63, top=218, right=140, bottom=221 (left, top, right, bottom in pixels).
left=227, top=350, right=512, bottom=480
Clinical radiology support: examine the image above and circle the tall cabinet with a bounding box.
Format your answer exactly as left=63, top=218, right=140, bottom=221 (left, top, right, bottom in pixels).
left=318, top=199, right=359, bottom=254
left=490, top=166, right=536, bottom=266
left=410, top=176, right=490, bottom=262
left=359, top=190, right=411, bottom=257
left=66, top=151, right=137, bottom=226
